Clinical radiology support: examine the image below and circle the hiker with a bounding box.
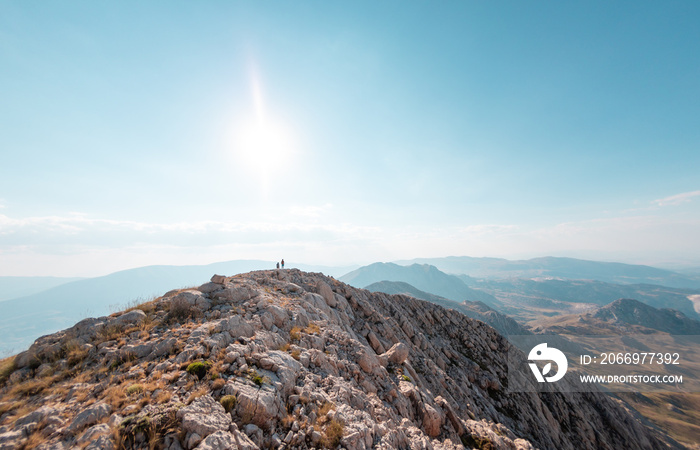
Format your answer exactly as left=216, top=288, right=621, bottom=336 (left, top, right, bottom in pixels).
left=281, top=259, right=285, bottom=269
left=276, top=262, right=280, bottom=269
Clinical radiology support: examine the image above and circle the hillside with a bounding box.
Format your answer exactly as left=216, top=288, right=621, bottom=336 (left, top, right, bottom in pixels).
left=365, top=281, right=529, bottom=337
left=0, top=277, right=84, bottom=302
left=0, top=260, right=353, bottom=355
left=528, top=298, right=700, bottom=447
left=340, top=263, right=499, bottom=307
left=397, top=256, right=700, bottom=289
left=0, top=269, right=675, bottom=449
left=593, top=298, right=700, bottom=334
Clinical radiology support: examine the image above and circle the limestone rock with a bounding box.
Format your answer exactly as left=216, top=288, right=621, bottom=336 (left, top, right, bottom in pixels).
left=78, top=423, right=111, bottom=445
left=66, top=402, right=111, bottom=434
left=194, top=430, right=258, bottom=450
left=85, top=435, right=116, bottom=450
left=228, top=383, right=283, bottom=429
left=177, top=395, right=232, bottom=438
left=210, top=275, right=228, bottom=285
left=1, top=268, right=673, bottom=450
left=226, top=315, right=254, bottom=338
left=384, top=342, right=409, bottom=364
left=111, top=309, right=146, bottom=327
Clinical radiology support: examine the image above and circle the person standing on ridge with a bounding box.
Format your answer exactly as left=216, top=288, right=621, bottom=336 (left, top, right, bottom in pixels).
left=281, top=259, right=285, bottom=269
left=276, top=262, right=279, bottom=269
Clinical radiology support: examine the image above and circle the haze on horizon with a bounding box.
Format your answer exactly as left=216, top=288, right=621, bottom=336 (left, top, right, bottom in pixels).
left=1, top=1, right=699, bottom=277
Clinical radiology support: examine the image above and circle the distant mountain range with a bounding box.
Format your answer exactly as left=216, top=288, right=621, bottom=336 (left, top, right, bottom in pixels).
left=470, top=277, right=700, bottom=321
left=0, top=276, right=85, bottom=302
left=396, top=256, right=700, bottom=289
left=340, top=262, right=500, bottom=306
left=2, top=255, right=699, bottom=355
left=530, top=298, right=700, bottom=335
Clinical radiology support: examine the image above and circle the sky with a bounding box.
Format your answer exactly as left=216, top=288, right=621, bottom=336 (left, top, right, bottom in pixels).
left=1, top=1, right=699, bottom=277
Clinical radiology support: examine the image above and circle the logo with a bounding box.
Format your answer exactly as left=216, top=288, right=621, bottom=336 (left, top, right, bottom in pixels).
left=528, top=343, right=568, bottom=382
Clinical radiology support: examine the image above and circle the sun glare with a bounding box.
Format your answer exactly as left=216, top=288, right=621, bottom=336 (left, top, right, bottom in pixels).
left=228, top=65, right=298, bottom=192
left=237, top=119, right=293, bottom=170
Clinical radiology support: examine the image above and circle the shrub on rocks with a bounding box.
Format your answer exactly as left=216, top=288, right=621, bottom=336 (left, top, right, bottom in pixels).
left=186, top=361, right=212, bottom=380
left=220, top=395, right=237, bottom=413
left=167, top=296, right=199, bottom=323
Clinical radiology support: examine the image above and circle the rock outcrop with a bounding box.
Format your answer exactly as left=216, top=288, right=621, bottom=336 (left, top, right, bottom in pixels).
left=0, top=269, right=676, bottom=449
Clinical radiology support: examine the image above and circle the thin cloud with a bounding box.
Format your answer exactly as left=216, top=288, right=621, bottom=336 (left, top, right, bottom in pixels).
left=653, top=190, right=700, bottom=207
left=0, top=213, right=379, bottom=250
left=459, top=224, right=519, bottom=235
left=288, top=203, right=334, bottom=219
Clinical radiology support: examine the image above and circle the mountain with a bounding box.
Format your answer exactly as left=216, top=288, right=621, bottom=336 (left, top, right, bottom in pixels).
left=528, top=298, right=700, bottom=446
left=593, top=298, right=700, bottom=334
left=0, top=269, right=676, bottom=449
left=469, top=278, right=700, bottom=321
left=365, top=280, right=529, bottom=337
left=340, top=262, right=499, bottom=306
left=397, top=256, right=700, bottom=289
left=0, top=260, right=352, bottom=355
left=530, top=298, right=700, bottom=336
left=363, top=280, right=452, bottom=305
left=0, top=276, right=84, bottom=302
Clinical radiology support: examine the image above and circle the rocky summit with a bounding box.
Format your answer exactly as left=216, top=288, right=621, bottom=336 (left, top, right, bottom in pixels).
left=0, top=269, right=674, bottom=449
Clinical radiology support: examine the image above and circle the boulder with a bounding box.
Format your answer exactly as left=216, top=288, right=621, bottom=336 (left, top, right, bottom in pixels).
left=111, top=310, right=146, bottom=327
left=85, top=435, right=115, bottom=450
left=226, top=315, right=254, bottom=338
left=211, top=275, right=228, bottom=285
left=317, top=282, right=337, bottom=308
left=215, top=287, right=254, bottom=303
left=384, top=342, right=409, bottom=365
left=15, top=406, right=59, bottom=427
left=66, top=402, right=111, bottom=434
left=265, top=305, right=289, bottom=328
left=78, top=423, right=111, bottom=445
left=172, top=290, right=210, bottom=311
left=356, top=347, right=379, bottom=374
left=229, top=383, right=283, bottom=429
left=194, top=430, right=258, bottom=450
left=177, top=395, right=232, bottom=439
left=422, top=404, right=443, bottom=437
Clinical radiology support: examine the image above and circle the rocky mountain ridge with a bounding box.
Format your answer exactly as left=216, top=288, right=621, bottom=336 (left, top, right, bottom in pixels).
left=0, top=270, right=676, bottom=449
left=365, top=281, right=529, bottom=337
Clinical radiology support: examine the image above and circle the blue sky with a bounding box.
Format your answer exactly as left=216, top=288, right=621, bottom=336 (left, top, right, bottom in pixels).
left=1, top=1, right=699, bottom=276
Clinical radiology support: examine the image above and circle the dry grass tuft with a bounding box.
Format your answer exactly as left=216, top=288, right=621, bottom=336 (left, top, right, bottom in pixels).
left=290, top=327, right=301, bottom=342
left=0, top=356, right=17, bottom=386
left=186, top=384, right=209, bottom=405
left=154, top=390, right=172, bottom=404
left=126, top=384, right=144, bottom=396
left=9, top=377, right=54, bottom=398
left=321, top=418, right=345, bottom=448
left=305, top=322, right=321, bottom=335
left=167, top=297, right=199, bottom=323
left=319, top=401, right=336, bottom=417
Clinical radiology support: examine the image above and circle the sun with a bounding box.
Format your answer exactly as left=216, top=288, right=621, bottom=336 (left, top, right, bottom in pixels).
left=228, top=66, right=298, bottom=191
left=237, top=118, right=293, bottom=171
